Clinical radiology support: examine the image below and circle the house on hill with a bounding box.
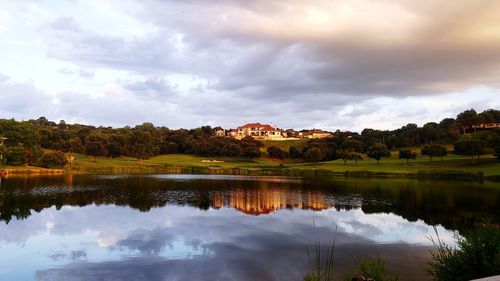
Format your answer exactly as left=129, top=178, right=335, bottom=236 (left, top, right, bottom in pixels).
left=298, top=129, right=333, bottom=139
left=213, top=127, right=226, bottom=137
left=236, top=123, right=284, bottom=140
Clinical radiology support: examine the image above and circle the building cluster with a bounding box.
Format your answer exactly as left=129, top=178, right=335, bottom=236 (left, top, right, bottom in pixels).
left=470, top=123, right=500, bottom=130
left=211, top=188, right=329, bottom=216
left=214, top=122, right=333, bottom=141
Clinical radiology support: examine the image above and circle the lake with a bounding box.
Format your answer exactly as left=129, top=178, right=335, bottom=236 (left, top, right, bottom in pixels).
left=1, top=174, right=499, bottom=281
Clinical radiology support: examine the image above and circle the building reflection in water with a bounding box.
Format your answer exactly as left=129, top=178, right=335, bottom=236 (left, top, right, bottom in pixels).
left=212, top=183, right=329, bottom=215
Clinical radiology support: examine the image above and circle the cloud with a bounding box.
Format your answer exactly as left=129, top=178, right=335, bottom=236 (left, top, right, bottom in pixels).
left=0, top=0, right=499, bottom=130
left=58, top=68, right=95, bottom=78
left=0, top=73, right=53, bottom=118
left=31, top=206, right=442, bottom=281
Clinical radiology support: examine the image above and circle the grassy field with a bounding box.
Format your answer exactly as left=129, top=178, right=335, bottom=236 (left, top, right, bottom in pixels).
left=2, top=150, right=499, bottom=178
left=65, top=152, right=500, bottom=176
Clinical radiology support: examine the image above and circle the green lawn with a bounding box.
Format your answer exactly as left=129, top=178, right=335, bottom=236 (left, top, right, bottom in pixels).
left=67, top=152, right=500, bottom=176
left=3, top=152, right=499, bottom=177
left=287, top=154, right=500, bottom=176
left=70, top=153, right=280, bottom=169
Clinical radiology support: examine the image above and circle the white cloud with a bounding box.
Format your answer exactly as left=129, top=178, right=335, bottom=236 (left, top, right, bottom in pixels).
left=0, top=0, right=498, bottom=130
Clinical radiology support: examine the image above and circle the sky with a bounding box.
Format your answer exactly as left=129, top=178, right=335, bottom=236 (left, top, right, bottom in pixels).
left=0, top=0, right=499, bottom=131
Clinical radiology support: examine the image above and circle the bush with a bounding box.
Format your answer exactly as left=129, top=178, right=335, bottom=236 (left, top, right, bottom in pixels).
left=38, top=151, right=68, bottom=168
left=356, top=258, right=398, bottom=281
left=3, top=146, right=28, bottom=166
left=428, top=227, right=500, bottom=281
left=289, top=146, right=302, bottom=159
left=267, top=146, right=287, bottom=159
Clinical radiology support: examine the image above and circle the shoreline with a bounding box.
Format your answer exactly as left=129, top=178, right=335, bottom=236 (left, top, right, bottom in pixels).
left=1, top=164, right=498, bottom=182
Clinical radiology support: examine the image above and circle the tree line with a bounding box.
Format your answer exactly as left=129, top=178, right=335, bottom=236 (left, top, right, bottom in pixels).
left=0, top=108, right=499, bottom=168
left=267, top=108, right=500, bottom=164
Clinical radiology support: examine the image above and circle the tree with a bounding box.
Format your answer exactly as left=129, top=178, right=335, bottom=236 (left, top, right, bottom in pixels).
left=304, top=147, right=324, bottom=163
left=367, top=143, right=391, bottom=164
left=421, top=144, right=448, bottom=162
left=422, top=122, right=440, bottom=144
left=128, top=123, right=160, bottom=160
left=399, top=148, right=417, bottom=165
left=339, top=139, right=364, bottom=165
left=453, top=137, right=488, bottom=165
left=68, top=137, right=84, bottom=154
left=241, top=145, right=261, bottom=158
left=2, top=145, right=41, bottom=166
left=106, top=134, right=128, bottom=158
left=340, top=151, right=364, bottom=165
left=38, top=151, right=67, bottom=168
left=84, top=133, right=108, bottom=163
left=289, top=146, right=302, bottom=159
left=456, top=109, right=479, bottom=134
left=267, top=146, right=287, bottom=159
left=240, top=137, right=263, bottom=159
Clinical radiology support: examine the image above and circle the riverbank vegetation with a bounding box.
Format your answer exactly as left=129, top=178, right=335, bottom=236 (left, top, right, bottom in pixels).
left=1, top=109, right=499, bottom=178
left=428, top=226, right=500, bottom=281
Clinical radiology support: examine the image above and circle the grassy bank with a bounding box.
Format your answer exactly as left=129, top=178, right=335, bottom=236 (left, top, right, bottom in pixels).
left=2, top=152, right=499, bottom=181
left=0, top=165, right=63, bottom=175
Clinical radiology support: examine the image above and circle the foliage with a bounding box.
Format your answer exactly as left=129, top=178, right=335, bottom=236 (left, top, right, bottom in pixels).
left=267, top=146, right=288, bottom=159
left=453, top=136, right=489, bottom=164
left=355, top=258, right=398, bottom=281
left=398, top=148, right=417, bottom=165
left=0, top=108, right=499, bottom=167
left=337, top=149, right=363, bottom=166
left=367, top=143, right=390, bottom=164
left=38, top=151, right=67, bottom=168
left=84, top=132, right=108, bottom=162
left=240, top=137, right=262, bottom=158
left=68, top=137, right=85, bottom=154
left=302, top=139, right=338, bottom=162
left=305, top=148, right=324, bottom=163
left=456, top=109, right=479, bottom=133
left=3, top=146, right=28, bottom=166
left=428, top=227, right=500, bottom=281
left=289, top=146, right=302, bottom=159
left=421, top=144, right=448, bottom=161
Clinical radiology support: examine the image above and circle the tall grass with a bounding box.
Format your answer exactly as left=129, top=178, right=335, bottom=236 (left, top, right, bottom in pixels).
left=303, top=222, right=399, bottom=281
left=304, top=222, right=338, bottom=281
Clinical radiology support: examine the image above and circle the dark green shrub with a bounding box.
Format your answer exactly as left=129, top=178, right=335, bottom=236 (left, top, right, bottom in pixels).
left=38, top=151, right=68, bottom=168
left=428, top=227, right=500, bottom=281
left=267, top=146, right=287, bottom=159
left=4, top=146, right=28, bottom=166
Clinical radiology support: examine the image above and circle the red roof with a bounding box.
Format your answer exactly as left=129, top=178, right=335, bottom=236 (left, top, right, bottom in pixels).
left=237, top=123, right=278, bottom=131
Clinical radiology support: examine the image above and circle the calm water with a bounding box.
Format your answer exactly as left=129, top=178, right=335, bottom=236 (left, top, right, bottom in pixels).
left=0, top=174, right=499, bottom=281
